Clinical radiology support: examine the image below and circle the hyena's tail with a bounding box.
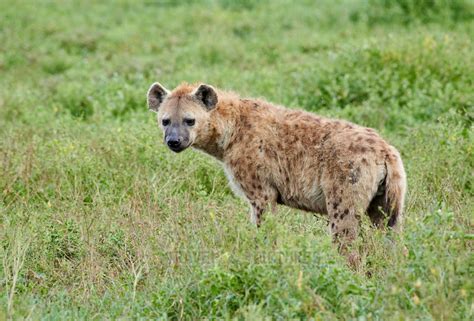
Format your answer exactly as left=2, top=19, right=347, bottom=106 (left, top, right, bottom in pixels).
left=384, top=146, right=407, bottom=231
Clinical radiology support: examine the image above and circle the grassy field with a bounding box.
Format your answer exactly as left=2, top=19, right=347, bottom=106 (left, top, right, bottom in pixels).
left=0, top=0, right=473, bottom=319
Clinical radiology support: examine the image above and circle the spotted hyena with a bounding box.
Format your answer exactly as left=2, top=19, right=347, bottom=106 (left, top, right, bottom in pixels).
left=147, top=82, right=407, bottom=262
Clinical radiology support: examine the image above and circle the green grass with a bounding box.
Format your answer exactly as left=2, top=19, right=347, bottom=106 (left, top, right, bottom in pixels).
left=0, top=0, right=473, bottom=319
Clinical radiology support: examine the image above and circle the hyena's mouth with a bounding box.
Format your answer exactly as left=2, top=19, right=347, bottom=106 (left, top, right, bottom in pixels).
left=168, top=142, right=191, bottom=153
left=169, top=146, right=186, bottom=153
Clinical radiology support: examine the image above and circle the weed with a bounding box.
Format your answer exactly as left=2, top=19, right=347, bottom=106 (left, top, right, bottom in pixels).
left=0, top=0, right=472, bottom=319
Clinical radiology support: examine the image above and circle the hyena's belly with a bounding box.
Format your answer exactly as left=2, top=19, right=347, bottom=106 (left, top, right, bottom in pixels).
left=277, top=182, right=327, bottom=215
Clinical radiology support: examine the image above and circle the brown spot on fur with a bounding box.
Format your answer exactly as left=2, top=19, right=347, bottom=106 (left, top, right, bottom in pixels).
left=340, top=209, right=349, bottom=219
left=339, top=174, right=346, bottom=184
left=235, top=133, right=243, bottom=143
left=321, top=132, right=331, bottom=142
left=366, top=138, right=375, bottom=144
left=349, top=167, right=361, bottom=184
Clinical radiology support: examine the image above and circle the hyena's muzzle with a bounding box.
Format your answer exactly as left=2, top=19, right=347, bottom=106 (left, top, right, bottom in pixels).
left=164, top=123, right=190, bottom=153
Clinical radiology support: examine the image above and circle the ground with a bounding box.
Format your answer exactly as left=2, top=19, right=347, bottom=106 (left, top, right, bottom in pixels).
left=0, top=0, right=473, bottom=319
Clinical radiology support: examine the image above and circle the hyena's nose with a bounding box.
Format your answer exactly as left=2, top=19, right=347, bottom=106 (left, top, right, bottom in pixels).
left=167, top=138, right=181, bottom=148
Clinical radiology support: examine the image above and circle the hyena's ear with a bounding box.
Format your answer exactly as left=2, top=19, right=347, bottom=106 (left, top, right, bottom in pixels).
left=193, top=84, right=218, bottom=110
left=147, top=82, right=169, bottom=112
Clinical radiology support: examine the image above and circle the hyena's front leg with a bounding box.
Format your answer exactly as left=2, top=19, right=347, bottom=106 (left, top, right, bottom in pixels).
left=244, top=185, right=278, bottom=227
left=249, top=201, right=264, bottom=227
left=226, top=160, right=277, bottom=227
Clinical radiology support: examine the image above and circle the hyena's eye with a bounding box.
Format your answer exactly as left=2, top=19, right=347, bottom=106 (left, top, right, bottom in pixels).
left=184, top=118, right=195, bottom=126
left=162, top=119, right=170, bottom=126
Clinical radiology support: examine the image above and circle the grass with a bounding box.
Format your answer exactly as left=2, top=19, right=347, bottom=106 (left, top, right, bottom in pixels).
left=0, top=0, right=473, bottom=319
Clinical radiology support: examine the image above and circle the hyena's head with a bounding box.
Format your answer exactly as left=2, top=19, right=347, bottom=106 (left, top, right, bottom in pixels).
left=147, top=82, right=218, bottom=153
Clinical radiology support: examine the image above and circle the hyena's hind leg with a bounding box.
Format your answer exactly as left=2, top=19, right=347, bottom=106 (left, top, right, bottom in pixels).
left=326, top=187, right=372, bottom=267
left=326, top=195, right=360, bottom=247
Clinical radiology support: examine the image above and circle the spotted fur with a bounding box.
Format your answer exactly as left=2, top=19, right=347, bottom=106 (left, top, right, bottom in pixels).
left=147, top=82, right=407, bottom=261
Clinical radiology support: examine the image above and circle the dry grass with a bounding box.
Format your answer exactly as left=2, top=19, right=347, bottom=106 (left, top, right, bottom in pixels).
left=0, top=0, right=473, bottom=319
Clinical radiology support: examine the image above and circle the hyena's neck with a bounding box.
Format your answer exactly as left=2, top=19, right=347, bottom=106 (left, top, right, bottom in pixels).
left=194, top=101, right=240, bottom=161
